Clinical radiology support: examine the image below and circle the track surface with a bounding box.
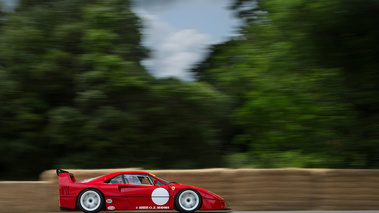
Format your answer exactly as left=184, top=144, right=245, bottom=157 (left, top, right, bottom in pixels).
left=235, top=211, right=379, bottom=213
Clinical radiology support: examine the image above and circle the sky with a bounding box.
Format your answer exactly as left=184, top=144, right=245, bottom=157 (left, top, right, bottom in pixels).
left=0, top=0, right=242, bottom=81
left=131, top=0, right=241, bottom=81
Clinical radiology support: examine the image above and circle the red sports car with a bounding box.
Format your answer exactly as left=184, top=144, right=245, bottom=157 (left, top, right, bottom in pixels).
left=57, top=169, right=230, bottom=213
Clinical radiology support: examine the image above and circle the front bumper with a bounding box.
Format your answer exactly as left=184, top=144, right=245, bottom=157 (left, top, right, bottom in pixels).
left=200, top=198, right=231, bottom=211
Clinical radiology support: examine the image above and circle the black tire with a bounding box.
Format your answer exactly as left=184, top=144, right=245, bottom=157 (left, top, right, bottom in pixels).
left=77, top=189, right=104, bottom=213
left=175, top=189, right=202, bottom=213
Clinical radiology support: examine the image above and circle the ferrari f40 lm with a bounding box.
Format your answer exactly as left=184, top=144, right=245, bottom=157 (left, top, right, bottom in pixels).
left=57, top=169, right=230, bottom=213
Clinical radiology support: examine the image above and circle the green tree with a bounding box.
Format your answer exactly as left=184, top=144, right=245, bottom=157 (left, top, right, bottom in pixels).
left=0, top=0, right=227, bottom=180
left=195, top=0, right=379, bottom=168
left=0, top=0, right=149, bottom=179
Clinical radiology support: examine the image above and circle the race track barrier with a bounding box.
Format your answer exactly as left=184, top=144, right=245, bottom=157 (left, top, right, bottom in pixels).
left=0, top=168, right=379, bottom=212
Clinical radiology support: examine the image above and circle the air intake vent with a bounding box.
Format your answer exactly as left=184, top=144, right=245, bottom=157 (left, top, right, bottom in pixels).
left=61, top=186, right=70, bottom=195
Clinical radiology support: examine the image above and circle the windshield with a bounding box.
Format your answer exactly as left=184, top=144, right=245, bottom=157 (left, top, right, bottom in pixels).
left=155, top=175, right=176, bottom=184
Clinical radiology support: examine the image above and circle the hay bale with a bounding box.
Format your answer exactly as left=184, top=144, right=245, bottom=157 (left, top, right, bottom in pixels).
left=0, top=181, right=57, bottom=212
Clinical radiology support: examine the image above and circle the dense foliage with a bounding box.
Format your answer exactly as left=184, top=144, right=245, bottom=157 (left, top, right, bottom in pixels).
left=0, top=0, right=226, bottom=180
left=193, top=0, right=379, bottom=168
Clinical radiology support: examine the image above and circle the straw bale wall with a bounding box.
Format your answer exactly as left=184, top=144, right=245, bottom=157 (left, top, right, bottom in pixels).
left=0, top=181, right=56, bottom=213
left=319, top=169, right=379, bottom=210
left=0, top=168, right=378, bottom=212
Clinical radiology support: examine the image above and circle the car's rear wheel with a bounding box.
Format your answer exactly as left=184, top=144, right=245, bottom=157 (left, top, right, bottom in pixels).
left=78, top=189, right=104, bottom=213
left=175, top=189, right=202, bottom=213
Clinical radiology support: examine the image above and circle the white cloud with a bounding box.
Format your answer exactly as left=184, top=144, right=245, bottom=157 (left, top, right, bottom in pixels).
left=135, top=10, right=213, bottom=81
left=132, top=0, right=242, bottom=81
left=155, top=29, right=211, bottom=80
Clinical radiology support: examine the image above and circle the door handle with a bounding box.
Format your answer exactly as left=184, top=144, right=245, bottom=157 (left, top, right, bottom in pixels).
left=118, top=185, right=127, bottom=192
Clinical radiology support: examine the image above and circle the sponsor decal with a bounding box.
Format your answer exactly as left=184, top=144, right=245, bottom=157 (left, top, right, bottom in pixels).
left=107, top=206, right=115, bottom=211
left=137, top=206, right=169, bottom=210
left=138, top=206, right=149, bottom=210
left=151, top=188, right=169, bottom=205
left=171, top=186, right=175, bottom=191
left=106, top=199, right=113, bottom=204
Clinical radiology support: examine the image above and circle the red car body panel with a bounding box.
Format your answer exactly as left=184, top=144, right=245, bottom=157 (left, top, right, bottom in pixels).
left=57, top=170, right=230, bottom=212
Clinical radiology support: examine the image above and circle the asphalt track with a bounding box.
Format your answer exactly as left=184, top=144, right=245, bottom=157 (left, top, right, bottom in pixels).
left=119, top=211, right=379, bottom=213
left=235, top=211, right=379, bottom=213
left=121, top=211, right=379, bottom=213
left=37, top=211, right=379, bottom=213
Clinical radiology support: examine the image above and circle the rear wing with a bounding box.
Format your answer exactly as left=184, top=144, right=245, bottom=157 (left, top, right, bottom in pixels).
left=56, top=169, right=76, bottom=183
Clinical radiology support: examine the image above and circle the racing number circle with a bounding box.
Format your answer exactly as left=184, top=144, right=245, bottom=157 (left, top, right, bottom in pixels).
left=175, top=189, right=202, bottom=212
left=152, top=188, right=169, bottom=205
left=78, top=189, right=104, bottom=213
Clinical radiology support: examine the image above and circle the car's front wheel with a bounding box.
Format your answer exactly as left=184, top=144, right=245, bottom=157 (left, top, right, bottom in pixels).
left=78, top=189, right=104, bottom=213
left=175, top=189, right=202, bottom=213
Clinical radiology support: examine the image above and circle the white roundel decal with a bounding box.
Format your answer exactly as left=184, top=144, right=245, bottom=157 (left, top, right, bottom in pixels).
left=151, top=188, right=169, bottom=205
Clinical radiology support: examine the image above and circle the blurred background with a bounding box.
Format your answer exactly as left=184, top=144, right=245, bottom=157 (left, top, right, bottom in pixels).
left=1, top=0, right=379, bottom=180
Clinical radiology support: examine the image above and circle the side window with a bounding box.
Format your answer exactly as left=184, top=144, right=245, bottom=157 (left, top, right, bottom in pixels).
left=138, top=176, right=152, bottom=185
left=124, top=175, right=141, bottom=185
left=123, top=174, right=153, bottom=185
left=107, top=175, right=124, bottom=184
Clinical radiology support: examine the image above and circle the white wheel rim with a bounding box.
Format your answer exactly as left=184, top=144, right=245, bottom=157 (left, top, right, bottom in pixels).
left=80, top=190, right=101, bottom=211
left=178, top=190, right=199, bottom=211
